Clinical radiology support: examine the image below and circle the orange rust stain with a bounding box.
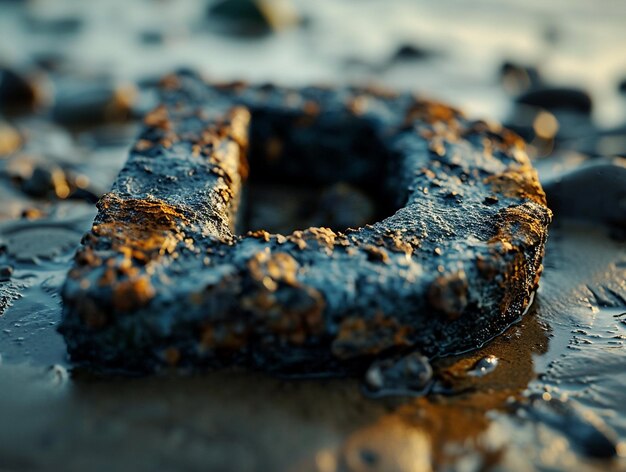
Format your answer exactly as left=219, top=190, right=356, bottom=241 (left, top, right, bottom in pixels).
left=489, top=204, right=552, bottom=250
left=133, top=139, right=154, bottom=152
left=332, top=314, right=413, bottom=360
left=302, top=227, right=337, bottom=249
left=484, top=164, right=547, bottom=206
left=346, top=95, right=368, bottom=115
left=112, top=276, right=155, bottom=312
left=360, top=84, right=400, bottom=100
left=363, top=244, right=390, bottom=263
left=406, top=98, right=463, bottom=125
left=246, top=230, right=271, bottom=242
left=93, top=194, right=188, bottom=262
left=247, top=250, right=300, bottom=290
left=143, top=104, right=171, bottom=130
left=244, top=250, right=326, bottom=344
left=383, top=230, right=418, bottom=256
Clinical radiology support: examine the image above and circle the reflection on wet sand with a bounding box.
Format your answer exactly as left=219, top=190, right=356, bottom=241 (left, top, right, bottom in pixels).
left=331, top=306, right=549, bottom=472
left=0, top=304, right=549, bottom=472
left=1, top=206, right=625, bottom=471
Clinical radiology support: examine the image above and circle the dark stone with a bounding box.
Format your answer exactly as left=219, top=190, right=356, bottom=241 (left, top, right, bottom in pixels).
left=207, top=0, right=299, bottom=36
left=391, top=44, right=434, bottom=62
left=0, top=266, right=13, bottom=282
left=21, top=167, right=55, bottom=198
left=0, top=67, right=39, bottom=112
left=539, top=156, right=626, bottom=226
left=364, top=352, right=433, bottom=395
left=19, top=164, right=72, bottom=200
left=67, top=188, right=100, bottom=204
left=515, top=87, right=593, bottom=115
left=51, top=79, right=136, bottom=126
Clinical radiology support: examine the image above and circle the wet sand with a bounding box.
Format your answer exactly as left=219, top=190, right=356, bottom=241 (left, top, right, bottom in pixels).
left=0, top=218, right=624, bottom=471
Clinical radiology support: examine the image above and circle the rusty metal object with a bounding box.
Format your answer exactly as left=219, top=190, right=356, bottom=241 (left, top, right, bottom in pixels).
left=60, top=71, right=551, bottom=374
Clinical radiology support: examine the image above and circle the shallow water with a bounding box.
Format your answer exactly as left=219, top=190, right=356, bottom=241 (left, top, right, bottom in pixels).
left=0, top=0, right=625, bottom=470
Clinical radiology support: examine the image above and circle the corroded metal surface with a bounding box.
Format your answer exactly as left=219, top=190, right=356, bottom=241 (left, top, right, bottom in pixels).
left=60, top=72, right=551, bottom=373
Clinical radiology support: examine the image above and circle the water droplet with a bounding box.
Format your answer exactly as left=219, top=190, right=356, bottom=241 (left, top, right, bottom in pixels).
left=468, top=355, right=499, bottom=377
left=47, top=364, right=68, bottom=386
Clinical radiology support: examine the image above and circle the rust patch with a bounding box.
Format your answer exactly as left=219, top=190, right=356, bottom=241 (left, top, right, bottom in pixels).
left=363, top=244, right=390, bottom=263
left=93, top=194, right=189, bottom=262
left=332, top=314, right=413, bottom=360
left=485, top=164, right=547, bottom=206
left=406, top=98, right=463, bottom=125
left=112, top=276, right=155, bottom=312
left=489, top=203, right=552, bottom=250
left=143, top=104, right=171, bottom=130
left=248, top=250, right=300, bottom=290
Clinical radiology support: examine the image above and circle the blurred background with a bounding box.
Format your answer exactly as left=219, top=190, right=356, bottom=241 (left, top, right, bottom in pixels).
left=1, top=0, right=626, bottom=218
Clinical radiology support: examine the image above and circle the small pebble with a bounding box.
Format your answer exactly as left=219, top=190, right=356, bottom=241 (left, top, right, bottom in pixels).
left=207, top=0, right=300, bottom=36
left=52, top=79, right=137, bottom=126
left=0, top=265, right=13, bottom=282
left=0, top=122, right=22, bottom=156
left=515, top=87, right=593, bottom=115
left=364, top=352, right=432, bottom=395
left=21, top=165, right=69, bottom=199
left=499, top=61, right=542, bottom=94
left=0, top=67, right=40, bottom=112
left=21, top=207, right=44, bottom=220
left=391, top=43, right=434, bottom=62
